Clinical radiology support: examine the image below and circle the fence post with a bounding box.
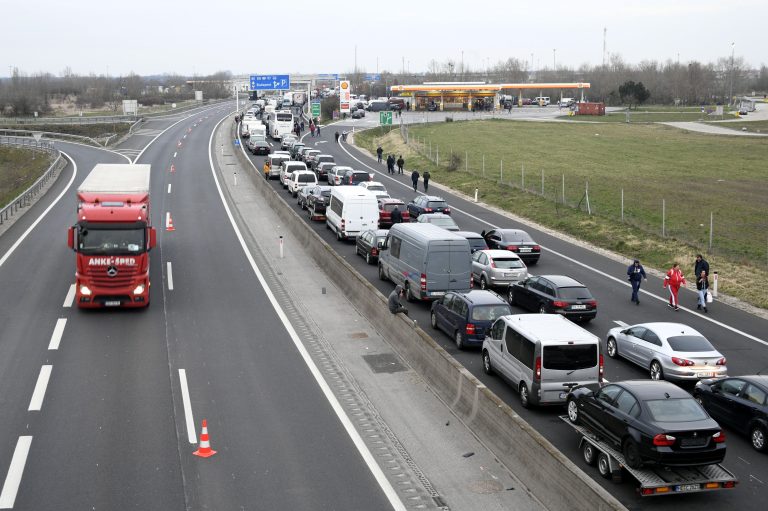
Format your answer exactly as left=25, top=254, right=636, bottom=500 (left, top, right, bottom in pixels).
left=662, top=199, right=666, bottom=237
left=562, top=174, right=565, bottom=204
left=585, top=181, right=591, bottom=215
left=500, top=159, right=503, bottom=183
left=621, top=188, right=624, bottom=222
left=541, top=169, right=544, bottom=196
left=465, top=150, right=468, bottom=172
left=521, top=163, right=525, bottom=191
left=482, top=154, right=485, bottom=178
left=709, top=212, right=713, bottom=252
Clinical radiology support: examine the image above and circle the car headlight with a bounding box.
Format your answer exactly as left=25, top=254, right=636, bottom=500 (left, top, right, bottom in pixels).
left=133, top=284, right=145, bottom=295
left=80, top=285, right=92, bottom=296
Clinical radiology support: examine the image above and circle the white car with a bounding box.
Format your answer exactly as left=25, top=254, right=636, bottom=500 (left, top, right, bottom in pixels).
left=280, top=161, right=308, bottom=188
left=471, top=250, right=528, bottom=289
left=288, top=170, right=318, bottom=197
left=358, top=181, right=389, bottom=199
left=416, top=213, right=459, bottom=231
left=328, top=165, right=353, bottom=186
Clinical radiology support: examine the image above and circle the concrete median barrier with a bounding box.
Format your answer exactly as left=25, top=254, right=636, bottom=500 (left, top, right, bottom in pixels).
left=229, top=125, right=626, bottom=511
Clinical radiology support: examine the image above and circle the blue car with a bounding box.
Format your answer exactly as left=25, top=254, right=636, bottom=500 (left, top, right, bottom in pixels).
left=430, top=290, right=511, bottom=349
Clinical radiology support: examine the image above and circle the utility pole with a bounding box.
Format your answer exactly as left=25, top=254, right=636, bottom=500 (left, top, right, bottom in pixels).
left=602, top=27, right=607, bottom=67
left=728, top=42, right=735, bottom=105
left=553, top=49, right=556, bottom=70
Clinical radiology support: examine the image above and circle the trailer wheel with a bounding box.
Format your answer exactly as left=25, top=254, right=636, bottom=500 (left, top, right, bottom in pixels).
left=582, top=442, right=598, bottom=466
left=597, top=453, right=612, bottom=479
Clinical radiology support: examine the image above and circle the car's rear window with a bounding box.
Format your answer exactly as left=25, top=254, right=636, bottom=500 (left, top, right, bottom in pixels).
left=667, top=335, right=715, bottom=352
left=318, top=156, right=334, bottom=163
left=298, top=174, right=315, bottom=183
left=468, top=239, right=487, bottom=251
left=645, top=398, right=708, bottom=422
left=558, top=287, right=593, bottom=300
left=367, top=185, right=386, bottom=192
left=381, top=203, right=403, bottom=212
left=502, top=231, right=534, bottom=242
left=427, top=201, right=447, bottom=208
left=471, top=304, right=512, bottom=322
left=429, top=218, right=457, bottom=228
left=493, top=258, right=525, bottom=269
left=350, top=173, right=369, bottom=182
left=543, top=344, right=597, bottom=370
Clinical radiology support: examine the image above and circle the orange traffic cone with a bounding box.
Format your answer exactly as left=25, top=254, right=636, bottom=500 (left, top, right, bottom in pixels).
left=166, top=213, right=175, bottom=232
left=170, top=163, right=175, bottom=173
left=193, top=419, right=216, bottom=458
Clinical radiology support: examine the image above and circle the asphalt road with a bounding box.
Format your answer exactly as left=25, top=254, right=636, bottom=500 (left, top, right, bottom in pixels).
left=242, top=115, right=768, bottom=510
left=0, top=104, right=396, bottom=510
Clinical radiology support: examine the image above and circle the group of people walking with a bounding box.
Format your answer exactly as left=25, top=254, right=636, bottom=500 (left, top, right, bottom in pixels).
left=376, top=145, right=430, bottom=193
left=627, top=254, right=711, bottom=313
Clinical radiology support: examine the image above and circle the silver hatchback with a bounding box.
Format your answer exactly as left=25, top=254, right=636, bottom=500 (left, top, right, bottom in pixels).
left=471, top=250, right=528, bottom=290
left=605, top=322, right=727, bottom=381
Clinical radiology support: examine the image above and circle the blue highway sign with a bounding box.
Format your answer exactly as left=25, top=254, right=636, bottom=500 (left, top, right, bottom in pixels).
left=250, top=75, right=291, bottom=90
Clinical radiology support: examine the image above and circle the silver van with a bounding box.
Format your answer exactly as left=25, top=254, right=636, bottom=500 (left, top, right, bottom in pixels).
left=482, top=314, right=603, bottom=408
left=378, top=223, right=471, bottom=301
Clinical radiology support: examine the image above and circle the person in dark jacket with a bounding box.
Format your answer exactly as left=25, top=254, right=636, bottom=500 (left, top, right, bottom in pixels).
left=696, top=270, right=709, bottom=313
left=396, top=155, right=404, bottom=174
left=388, top=285, right=408, bottom=315
left=626, top=259, right=647, bottom=305
left=376, top=146, right=383, bottom=163
left=386, top=154, right=395, bottom=174
left=422, top=171, right=431, bottom=193
left=694, top=254, right=710, bottom=278
left=390, top=205, right=403, bottom=224
left=411, top=170, right=420, bottom=192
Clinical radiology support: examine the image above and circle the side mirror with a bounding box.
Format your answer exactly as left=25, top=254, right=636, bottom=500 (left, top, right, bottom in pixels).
left=67, top=226, right=75, bottom=250
left=148, top=227, right=157, bottom=250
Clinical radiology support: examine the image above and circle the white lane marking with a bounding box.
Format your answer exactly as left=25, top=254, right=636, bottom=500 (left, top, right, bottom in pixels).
left=216, top=118, right=406, bottom=511
left=173, top=151, right=177, bottom=158
left=28, top=365, right=52, bottom=411
left=63, top=284, right=76, bottom=308
left=165, top=212, right=170, bottom=229
left=167, top=262, right=174, bottom=290
left=0, top=436, right=32, bottom=509
left=338, top=142, right=768, bottom=348
left=178, top=369, right=197, bottom=444
left=183, top=134, right=187, bottom=139
left=613, top=320, right=629, bottom=328
left=48, top=318, right=67, bottom=350
left=0, top=153, right=76, bottom=270
left=167, top=183, right=172, bottom=194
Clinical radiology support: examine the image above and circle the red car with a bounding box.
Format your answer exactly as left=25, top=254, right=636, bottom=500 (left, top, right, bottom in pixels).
left=378, top=198, right=410, bottom=228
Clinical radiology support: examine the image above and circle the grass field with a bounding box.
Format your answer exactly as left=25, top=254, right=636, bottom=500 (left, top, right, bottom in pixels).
left=705, top=120, right=768, bottom=132
left=558, top=111, right=739, bottom=123
left=356, top=120, right=768, bottom=308
left=0, top=147, right=53, bottom=208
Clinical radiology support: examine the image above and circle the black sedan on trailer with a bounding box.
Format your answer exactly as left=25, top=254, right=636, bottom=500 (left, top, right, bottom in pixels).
left=567, top=380, right=727, bottom=468
left=694, top=375, right=768, bottom=452
left=304, top=185, right=332, bottom=220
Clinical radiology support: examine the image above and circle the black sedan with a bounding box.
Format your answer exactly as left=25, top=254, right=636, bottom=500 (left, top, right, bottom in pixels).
left=249, top=139, right=271, bottom=155
left=304, top=185, right=332, bottom=220
left=694, top=375, right=768, bottom=452
left=355, top=229, right=388, bottom=264
left=509, top=275, right=597, bottom=322
left=482, top=229, right=540, bottom=265
left=406, top=195, right=451, bottom=219
left=567, top=380, right=727, bottom=468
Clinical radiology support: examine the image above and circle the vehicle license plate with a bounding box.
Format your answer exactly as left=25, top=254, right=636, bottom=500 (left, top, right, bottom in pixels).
left=519, top=247, right=531, bottom=252
left=571, top=304, right=586, bottom=310
left=430, top=291, right=445, bottom=297
left=697, top=372, right=713, bottom=378
left=675, top=484, right=700, bottom=492
left=105, top=301, right=121, bottom=307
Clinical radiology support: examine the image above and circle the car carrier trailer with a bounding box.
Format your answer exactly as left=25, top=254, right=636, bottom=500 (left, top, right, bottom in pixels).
left=561, top=417, right=738, bottom=496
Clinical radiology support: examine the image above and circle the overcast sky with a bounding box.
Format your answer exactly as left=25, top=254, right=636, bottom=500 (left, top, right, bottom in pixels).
left=3, top=0, right=765, bottom=78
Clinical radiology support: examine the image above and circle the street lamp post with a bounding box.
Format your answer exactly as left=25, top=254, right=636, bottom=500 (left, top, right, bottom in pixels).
left=728, top=42, right=735, bottom=105
left=553, top=48, right=556, bottom=70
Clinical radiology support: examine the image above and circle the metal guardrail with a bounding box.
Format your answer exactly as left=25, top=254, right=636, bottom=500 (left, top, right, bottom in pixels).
left=0, top=128, right=104, bottom=147
left=0, top=136, right=66, bottom=225
left=0, top=115, right=136, bottom=125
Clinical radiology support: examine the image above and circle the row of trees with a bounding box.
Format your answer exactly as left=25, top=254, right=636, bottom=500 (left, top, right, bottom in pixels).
left=347, top=53, right=768, bottom=106
left=0, top=69, right=233, bottom=117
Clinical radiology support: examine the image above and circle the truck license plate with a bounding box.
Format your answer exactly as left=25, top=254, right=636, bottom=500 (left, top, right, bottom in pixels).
left=105, top=301, right=121, bottom=307
left=675, top=484, right=700, bottom=492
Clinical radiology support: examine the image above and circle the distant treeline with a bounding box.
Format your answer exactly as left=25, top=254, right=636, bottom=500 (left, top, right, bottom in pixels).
left=0, top=70, right=233, bottom=117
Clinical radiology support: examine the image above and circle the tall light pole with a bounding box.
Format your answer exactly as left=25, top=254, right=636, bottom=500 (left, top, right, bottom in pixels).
left=530, top=53, right=534, bottom=77
left=728, top=42, right=735, bottom=104
left=553, top=48, right=556, bottom=70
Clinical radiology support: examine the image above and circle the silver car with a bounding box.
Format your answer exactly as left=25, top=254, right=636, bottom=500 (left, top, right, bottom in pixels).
left=416, top=213, right=459, bottom=231
left=605, top=322, right=727, bottom=381
left=327, top=165, right=353, bottom=186
left=471, top=250, right=528, bottom=290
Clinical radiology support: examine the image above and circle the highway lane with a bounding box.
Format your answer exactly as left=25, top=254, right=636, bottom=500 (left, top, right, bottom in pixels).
left=0, top=104, right=398, bottom=510
left=241, top=119, right=768, bottom=510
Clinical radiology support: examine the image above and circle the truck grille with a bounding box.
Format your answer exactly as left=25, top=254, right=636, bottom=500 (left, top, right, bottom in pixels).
left=84, top=266, right=139, bottom=288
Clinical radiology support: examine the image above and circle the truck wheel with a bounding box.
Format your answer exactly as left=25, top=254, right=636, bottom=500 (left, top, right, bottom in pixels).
left=606, top=337, right=619, bottom=359
left=519, top=383, right=530, bottom=408
left=582, top=442, right=598, bottom=466
left=597, top=453, right=612, bottom=479
left=482, top=351, right=493, bottom=375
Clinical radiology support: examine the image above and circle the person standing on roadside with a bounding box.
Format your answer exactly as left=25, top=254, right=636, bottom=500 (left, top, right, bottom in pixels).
left=310, top=122, right=315, bottom=137
left=388, top=154, right=396, bottom=174
left=376, top=146, right=383, bottom=163
left=411, top=170, right=420, bottom=192
left=397, top=155, right=404, bottom=174
left=334, top=131, right=340, bottom=143
left=626, top=259, right=647, bottom=305
left=300, top=120, right=305, bottom=133
left=696, top=270, right=709, bottom=313
left=663, top=262, right=686, bottom=310
left=694, top=254, right=710, bottom=278
left=422, top=170, right=431, bottom=193
left=315, top=123, right=320, bottom=136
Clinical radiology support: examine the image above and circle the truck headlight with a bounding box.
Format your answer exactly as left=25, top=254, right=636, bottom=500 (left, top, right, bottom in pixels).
left=80, top=285, right=92, bottom=296
left=133, top=284, right=145, bottom=295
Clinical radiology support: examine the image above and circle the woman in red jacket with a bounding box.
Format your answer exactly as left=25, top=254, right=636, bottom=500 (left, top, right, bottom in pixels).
left=663, top=262, right=686, bottom=310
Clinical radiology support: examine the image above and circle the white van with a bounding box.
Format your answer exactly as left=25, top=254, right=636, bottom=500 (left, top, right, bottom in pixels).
left=482, top=314, right=602, bottom=408
left=534, top=96, right=550, bottom=106
left=287, top=170, right=317, bottom=197
left=326, top=186, right=379, bottom=241
left=280, top=161, right=308, bottom=188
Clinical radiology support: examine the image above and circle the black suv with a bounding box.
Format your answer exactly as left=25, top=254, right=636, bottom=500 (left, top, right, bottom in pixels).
left=509, top=275, right=597, bottom=322
left=406, top=195, right=451, bottom=218
left=340, top=170, right=371, bottom=185
left=430, top=290, right=511, bottom=350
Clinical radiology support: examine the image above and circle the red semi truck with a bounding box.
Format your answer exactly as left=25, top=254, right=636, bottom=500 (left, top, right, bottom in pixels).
left=67, top=164, right=156, bottom=308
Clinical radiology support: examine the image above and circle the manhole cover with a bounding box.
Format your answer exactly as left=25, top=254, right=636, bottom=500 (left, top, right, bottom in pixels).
left=362, top=354, right=407, bottom=373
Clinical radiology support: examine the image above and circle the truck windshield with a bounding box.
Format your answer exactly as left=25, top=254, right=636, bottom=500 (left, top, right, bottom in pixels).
left=78, top=226, right=145, bottom=255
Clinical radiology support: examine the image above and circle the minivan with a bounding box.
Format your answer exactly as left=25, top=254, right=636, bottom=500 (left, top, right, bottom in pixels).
left=378, top=223, right=472, bottom=302
left=326, top=186, right=380, bottom=241
left=265, top=154, right=290, bottom=179
left=280, top=161, right=308, bottom=188
left=482, top=314, right=603, bottom=408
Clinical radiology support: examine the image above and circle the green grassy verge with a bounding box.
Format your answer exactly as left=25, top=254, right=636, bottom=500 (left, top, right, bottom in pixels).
left=0, top=147, right=53, bottom=208
left=704, top=120, right=768, bottom=133
left=558, top=111, right=738, bottom=123
left=0, top=123, right=131, bottom=141
left=355, top=121, right=768, bottom=309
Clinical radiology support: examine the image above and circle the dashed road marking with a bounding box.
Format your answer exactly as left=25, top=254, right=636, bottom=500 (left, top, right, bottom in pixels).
left=0, top=436, right=32, bottom=508
left=28, top=365, right=52, bottom=411
left=167, top=262, right=174, bottom=291
left=63, top=284, right=76, bottom=308
left=48, top=318, right=67, bottom=350
left=178, top=369, right=196, bottom=444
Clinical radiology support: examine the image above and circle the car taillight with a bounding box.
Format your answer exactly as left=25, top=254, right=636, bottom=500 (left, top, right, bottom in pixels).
left=716, top=357, right=727, bottom=366
left=713, top=431, right=726, bottom=443
left=534, top=357, right=541, bottom=382
left=371, top=248, right=378, bottom=256
left=424, top=208, right=432, bottom=213
left=552, top=301, right=569, bottom=308
left=466, top=324, right=476, bottom=335
left=340, top=219, right=346, bottom=232
left=672, top=357, right=695, bottom=366
left=599, top=354, right=604, bottom=380
left=507, top=245, right=519, bottom=252
left=532, top=245, right=540, bottom=251
left=653, top=434, right=676, bottom=447
left=490, top=261, right=496, bottom=268
left=587, top=300, right=598, bottom=307
left=420, top=273, right=426, bottom=291
left=443, top=208, right=451, bottom=214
